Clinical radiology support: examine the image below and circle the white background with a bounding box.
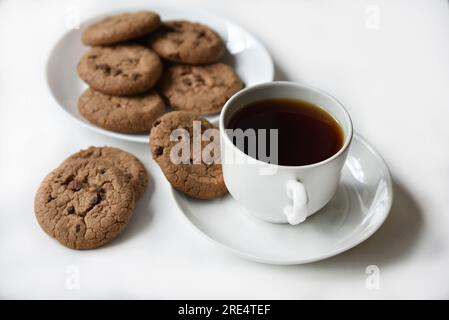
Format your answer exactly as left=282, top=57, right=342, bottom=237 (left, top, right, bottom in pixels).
left=1, top=0, right=449, bottom=299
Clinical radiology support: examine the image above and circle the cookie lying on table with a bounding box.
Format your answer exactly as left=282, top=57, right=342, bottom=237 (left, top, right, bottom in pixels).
left=150, top=111, right=228, bottom=200
left=34, top=147, right=147, bottom=249
left=63, top=147, right=148, bottom=200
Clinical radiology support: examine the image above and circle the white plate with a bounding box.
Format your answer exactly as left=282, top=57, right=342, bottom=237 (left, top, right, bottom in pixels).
left=172, top=134, right=393, bottom=265
left=46, top=6, right=274, bottom=143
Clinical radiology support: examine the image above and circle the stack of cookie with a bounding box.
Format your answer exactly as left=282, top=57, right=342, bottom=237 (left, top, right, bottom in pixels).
left=77, top=11, right=244, bottom=134
left=77, top=11, right=165, bottom=134
left=34, top=147, right=148, bottom=249
left=150, top=21, right=244, bottom=115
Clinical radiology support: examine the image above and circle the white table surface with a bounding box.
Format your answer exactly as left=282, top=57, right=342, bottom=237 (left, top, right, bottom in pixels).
left=1, top=0, right=449, bottom=299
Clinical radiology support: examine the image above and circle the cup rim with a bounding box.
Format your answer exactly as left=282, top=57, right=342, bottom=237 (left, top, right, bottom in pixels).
left=219, top=81, right=354, bottom=169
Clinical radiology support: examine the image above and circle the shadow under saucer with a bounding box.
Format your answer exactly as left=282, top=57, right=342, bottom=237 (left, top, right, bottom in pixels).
left=304, top=179, right=423, bottom=269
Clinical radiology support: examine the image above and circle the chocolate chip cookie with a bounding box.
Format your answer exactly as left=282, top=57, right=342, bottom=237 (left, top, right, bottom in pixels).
left=150, top=111, right=227, bottom=199
left=149, top=20, right=225, bottom=64
left=34, top=159, right=135, bottom=249
left=159, top=63, right=244, bottom=115
left=77, top=45, right=162, bottom=96
left=64, top=146, right=148, bottom=200
left=78, top=88, right=165, bottom=133
left=82, top=11, right=161, bottom=46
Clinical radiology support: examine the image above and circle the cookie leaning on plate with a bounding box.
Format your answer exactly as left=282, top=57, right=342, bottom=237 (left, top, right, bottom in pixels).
left=64, top=146, right=149, bottom=200
left=149, top=20, right=225, bottom=64
left=82, top=11, right=161, bottom=46
left=158, top=63, right=244, bottom=115
left=150, top=111, right=228, bottom=199
left=78, top=88, right=165, bottom=133
left=34, top=159, right=135, bottom=250
left=77, top=45, right=162, bottom=96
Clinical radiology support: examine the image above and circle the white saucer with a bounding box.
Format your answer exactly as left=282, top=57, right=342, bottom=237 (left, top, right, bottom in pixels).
left=46, top=6, right=274, bottom=143
left=172, top=133, right=393, bottom=265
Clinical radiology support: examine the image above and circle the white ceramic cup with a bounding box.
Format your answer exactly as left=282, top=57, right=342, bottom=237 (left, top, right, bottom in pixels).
left=219, top=81, right=353, bottom=225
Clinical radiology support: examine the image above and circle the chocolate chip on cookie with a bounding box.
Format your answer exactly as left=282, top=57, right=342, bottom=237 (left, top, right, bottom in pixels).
left=150, top=111, right=227, bottom=199
left=34, top=159, right=135, bottom=249
left=78, top=88, right=165, bottom=133
left=158, top=63, right=244, bottom=115
left=77, top=45, right=162, bottom=96
left=64, top=146, right=148, bottom=200
left=82, top=11, right=161, bottom=46
left=149, top=20, right=225, bottom=64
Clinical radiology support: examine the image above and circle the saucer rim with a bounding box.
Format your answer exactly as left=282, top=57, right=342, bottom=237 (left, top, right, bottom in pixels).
left=171, top=133, right=393, bottom=265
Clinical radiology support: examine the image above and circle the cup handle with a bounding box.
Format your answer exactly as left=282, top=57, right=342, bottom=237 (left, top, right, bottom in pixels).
left=283, top=179, right=308, bottom=225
